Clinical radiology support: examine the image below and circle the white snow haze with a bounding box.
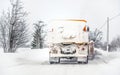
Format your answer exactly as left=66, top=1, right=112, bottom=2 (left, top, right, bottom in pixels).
left=0, top=0, right=120, bottom=41
left=0, top=0, right=120, bottom=75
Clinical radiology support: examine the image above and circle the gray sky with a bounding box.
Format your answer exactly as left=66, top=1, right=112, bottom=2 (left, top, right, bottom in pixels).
left=0, top=0, right=120, bottom=42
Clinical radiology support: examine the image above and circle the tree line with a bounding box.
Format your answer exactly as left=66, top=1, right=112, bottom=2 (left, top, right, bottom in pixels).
left=0, top=0, right=46, bottom=52
left=90, top=28, right=120, bottom=52
left=0, top=0, right=119, bottom=53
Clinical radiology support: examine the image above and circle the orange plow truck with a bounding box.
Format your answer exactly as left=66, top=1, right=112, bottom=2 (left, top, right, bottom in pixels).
left=47, top=19, right=94, bottom=64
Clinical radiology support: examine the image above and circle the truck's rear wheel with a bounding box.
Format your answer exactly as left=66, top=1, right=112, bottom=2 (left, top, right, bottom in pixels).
left=49, top=57, right=60, bottom=64
left=84, top=56, right=88, bottom=64
left=77, top=56, right=88, bottom=64
left=50, top=61, right=54, bottom=64
left=78, top=61, right=82, bottom=64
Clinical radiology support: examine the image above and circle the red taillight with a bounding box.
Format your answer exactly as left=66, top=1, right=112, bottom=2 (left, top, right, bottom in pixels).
left=82, top=47, right=85, bottom=50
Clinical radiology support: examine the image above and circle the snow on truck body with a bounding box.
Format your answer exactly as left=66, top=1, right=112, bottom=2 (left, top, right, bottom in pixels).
left=47, top=19, right=92, bottom=64
left=48, top=19, right=88, bottom=43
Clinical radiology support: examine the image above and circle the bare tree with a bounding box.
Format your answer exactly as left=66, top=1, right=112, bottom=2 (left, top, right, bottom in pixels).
left=31, top=21, right=46, bottom=49
left=0, top=0, right=28, bottom=52
left=89, top=28, right=103, bottom=48
left=0, top=12, right=9, bottom=52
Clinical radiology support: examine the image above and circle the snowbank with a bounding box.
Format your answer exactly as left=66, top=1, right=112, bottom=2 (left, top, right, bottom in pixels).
left=0, top=48, right=120, bottom=75
left=94, top=48, right=120, bottom=75
left=0, top=48, right=19, bottom=67
left=16, top=48, right=50, bottom=64
left=98, top=56, right=120, bottom=75
left=0, top=48, right=49, bottom=68
left=95, top=48, right=120, bottom=62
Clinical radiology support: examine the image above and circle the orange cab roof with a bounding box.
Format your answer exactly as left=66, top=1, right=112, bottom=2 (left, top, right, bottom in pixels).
left=51, top=19, right=87, bottom=23
left=65, top=19, right=87, bottom=22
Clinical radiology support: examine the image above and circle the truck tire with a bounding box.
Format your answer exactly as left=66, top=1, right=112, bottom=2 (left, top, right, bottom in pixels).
left=49, top=57, right=60, bottom=64
left=84, top=56, right=88, bottom=64
left=77, top=56, right=88, bottom=64
left=78, top=61, right=82, bottom=64
left=50, top=61, right=54, bottom=64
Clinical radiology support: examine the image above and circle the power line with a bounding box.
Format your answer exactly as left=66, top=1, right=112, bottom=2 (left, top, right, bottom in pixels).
left=110, top=13, right=120, bottom=21
left=98, top=12, right=120, bottom=30
left=99, top=20, right=107, bottom=30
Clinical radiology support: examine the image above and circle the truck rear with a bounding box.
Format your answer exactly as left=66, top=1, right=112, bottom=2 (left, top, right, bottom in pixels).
left=47, top=19, right=94, bottom=64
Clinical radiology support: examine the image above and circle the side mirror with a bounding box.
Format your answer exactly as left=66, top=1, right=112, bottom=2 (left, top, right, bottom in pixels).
left=87, top=26, right=90, bottom=32
left=83, top=26, right=90, bottom=32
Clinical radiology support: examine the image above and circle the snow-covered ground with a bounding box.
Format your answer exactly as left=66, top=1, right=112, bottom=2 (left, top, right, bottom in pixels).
left=0, top=48, right=120, bottom=75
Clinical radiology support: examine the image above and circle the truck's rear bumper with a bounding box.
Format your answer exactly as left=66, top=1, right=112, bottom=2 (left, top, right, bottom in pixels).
left=49, top=54, right=87, bottom=58
left=49, top=54, right=88, bottom=62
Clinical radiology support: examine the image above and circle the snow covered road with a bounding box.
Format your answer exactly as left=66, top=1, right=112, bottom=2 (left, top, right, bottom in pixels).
left=0, top=48, right=120, bottom=75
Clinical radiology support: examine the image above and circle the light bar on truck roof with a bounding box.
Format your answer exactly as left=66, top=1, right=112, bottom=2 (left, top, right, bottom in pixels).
left=65, top=19, right=87, bottom=22
left=51, top=19, right=87, bottom=23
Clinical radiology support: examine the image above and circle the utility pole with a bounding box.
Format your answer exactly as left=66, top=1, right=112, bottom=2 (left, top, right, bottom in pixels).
left=107, top=17, right=109, bottom=52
